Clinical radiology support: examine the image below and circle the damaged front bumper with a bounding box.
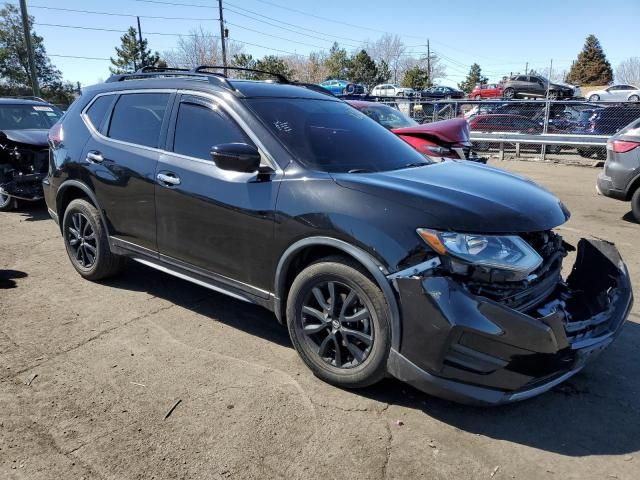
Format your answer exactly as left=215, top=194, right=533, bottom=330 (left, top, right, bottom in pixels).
left=387, top=239, right=633, bottom=405
left=0, top=171, right=46, bottom=201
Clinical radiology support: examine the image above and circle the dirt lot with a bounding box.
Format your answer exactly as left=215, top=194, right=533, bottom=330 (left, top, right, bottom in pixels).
left=1, top=160, right=639, bottom=480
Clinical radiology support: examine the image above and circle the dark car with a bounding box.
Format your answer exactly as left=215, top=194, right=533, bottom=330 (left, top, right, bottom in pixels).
left=0, top=97, right=63, bottom=211
left=597, top=117, right=640, bottom=221
left=572, top=105, right=640, bottom=159
left=420, top=86, right=465, bottom=100
left=502, top=75, right=576, bottom=100
left=468, top=114, right=562, bottom=153
left=45, top=67, right=632, bottom=405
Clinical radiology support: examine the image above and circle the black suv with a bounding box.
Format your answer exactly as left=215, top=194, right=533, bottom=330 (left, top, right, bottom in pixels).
left=502, top=74, right=575, bottom=100
left=45, top=67, right=632, bottom=405
left=0, top=97, right=63, bottom=210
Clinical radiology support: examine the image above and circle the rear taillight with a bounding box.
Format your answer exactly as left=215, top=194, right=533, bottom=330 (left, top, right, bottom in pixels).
left=611, top=139, right=640, bottom=153
left=49, top=122, right=64, bottom=148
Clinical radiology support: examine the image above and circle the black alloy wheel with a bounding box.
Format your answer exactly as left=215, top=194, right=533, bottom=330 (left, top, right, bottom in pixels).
left=298, top=280, right=373, bottom=369
left=286, top=257, right=390, bottom=389
left=66, top=211, right=98, bottom=269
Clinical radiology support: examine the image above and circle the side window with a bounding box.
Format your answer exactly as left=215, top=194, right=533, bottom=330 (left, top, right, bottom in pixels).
left=107, top=93, right=171, bottom=148
left=173, top=99, right=253, bottom=161
left=515, top=76, right=527, bottom=82
left=85, top=95, right=114, bottom=132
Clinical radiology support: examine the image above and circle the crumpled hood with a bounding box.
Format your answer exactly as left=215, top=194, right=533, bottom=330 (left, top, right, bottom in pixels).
left=392, top=118, right=470, bottom=144
left=332, top=161, right=570, bottom=233
left=0, top=129, right=49, bottom=147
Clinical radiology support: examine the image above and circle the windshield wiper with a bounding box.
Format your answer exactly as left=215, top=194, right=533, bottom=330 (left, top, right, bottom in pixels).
left=400, top=161, right=429, bottom=169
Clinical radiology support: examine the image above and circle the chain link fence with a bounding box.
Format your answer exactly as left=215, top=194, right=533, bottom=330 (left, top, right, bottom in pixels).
left=349, top=96, right=640, bottom=163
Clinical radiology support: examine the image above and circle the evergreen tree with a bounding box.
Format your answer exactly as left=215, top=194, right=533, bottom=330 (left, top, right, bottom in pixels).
left=255, top=55, right=293, bottom=79
left=324, top=42, right=350, bottom=79
left=401, top=66, right=430, bottom=90
left=347, top=50, right=378, bottom=87
left=375, top=60, right=391, bottom=84
left=458, top=63, right=488, bottom=93
left=566, top=35, right=613, bottom=85
left=110, top=27, right=161, bottom=74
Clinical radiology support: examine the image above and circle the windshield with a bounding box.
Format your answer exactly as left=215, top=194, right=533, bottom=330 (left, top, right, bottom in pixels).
left=245, top=98, right=430, bottom=173
left=0, top=104, right=62, bottom=130
left=354, top=103, right=417, bottom=129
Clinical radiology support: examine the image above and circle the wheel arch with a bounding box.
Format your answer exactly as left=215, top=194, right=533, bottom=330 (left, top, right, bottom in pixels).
left=625, top=172, right=640, bottom=201
left=56, top=180, right=109, bottom=235
left=274, top=236, right=402, bottom=351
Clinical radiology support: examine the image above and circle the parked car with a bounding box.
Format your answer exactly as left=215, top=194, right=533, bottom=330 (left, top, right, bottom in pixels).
left=502, top=74, right=576, bottom=99
left=318, top=79, right=365, bottom=95
left=597, top=117, right=640, bottom=221
left=468, top=114, right=562, bottom=153
left=574, top=105, right=640, bottom=159
left=588, top=84, right=640, bottom=102
left=420, top=86, right=465, bottom=99
left=0, top=97, right=63, bottom=211
left=347, top=100, right=484, bottom=162
left=470, top=83, right=503, bottom=99
left=370, top=83, right=414, bottom=97
left=45, top=66, right=632, bottom=405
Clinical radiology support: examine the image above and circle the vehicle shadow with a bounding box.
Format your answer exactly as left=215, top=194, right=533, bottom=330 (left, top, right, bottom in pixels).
left=622, top=211, right=638, bottom=224
left=14, top=201, right=50, bottom=222
left=103, top=261, right=640, bottom=457
left=101, top=260, right=292, bottom=348
left=0, top=269, right=28, bottom=289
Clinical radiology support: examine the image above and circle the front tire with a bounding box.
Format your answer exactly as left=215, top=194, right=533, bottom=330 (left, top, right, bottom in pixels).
left=589, top=94, right=600, bottom=102
left=62, top=199, right=125, bottom=280
left=629, top=95, right=640, bottom=102
left=0, top=193, right=15, bottom=212
left=632, top=188, right=640, bottom=223
left=503, top=88, right=515, bottom=99
left=286, top=257, right=391, bottom=389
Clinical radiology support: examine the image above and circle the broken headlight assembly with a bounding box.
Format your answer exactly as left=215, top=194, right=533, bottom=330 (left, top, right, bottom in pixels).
left=416, top=229, right=543, bottom=282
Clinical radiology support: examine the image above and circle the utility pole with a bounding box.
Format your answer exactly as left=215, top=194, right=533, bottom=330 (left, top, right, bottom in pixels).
left=19, top=0, right=40, bottom=97
left=426, top=39, right=431, bottom=87
left=524, top=62, right=528, bottom=75
left=218, top=0, right=227, bottom=71
left=137, top=16, right=145, bottom=70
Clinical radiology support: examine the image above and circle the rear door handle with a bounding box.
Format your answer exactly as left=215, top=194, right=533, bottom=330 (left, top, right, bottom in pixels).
left=157, top=172, right=181, bottom=186
left=86, top=151, right=104, bottom=163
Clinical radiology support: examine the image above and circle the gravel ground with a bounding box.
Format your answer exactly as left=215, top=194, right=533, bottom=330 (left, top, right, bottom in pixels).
left=1, top=160, right=639, bottom=480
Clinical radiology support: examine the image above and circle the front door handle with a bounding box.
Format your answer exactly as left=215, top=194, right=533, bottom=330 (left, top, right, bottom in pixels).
left=86, top=151, right=104, bottom=163
left=157, top=172, right=181, bottom=186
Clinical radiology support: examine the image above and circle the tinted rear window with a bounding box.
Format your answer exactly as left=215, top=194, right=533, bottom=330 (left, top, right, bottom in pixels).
left=108, top=93, right=170, bottom=148
left=245, top=98, right=429, bottom=173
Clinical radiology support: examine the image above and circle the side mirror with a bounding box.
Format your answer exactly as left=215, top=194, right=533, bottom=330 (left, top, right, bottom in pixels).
left=210, top=143, right=261, bottom=173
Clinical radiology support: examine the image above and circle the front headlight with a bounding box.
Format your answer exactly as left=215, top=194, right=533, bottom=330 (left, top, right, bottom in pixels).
left=417, top=228, right=542, bottom=276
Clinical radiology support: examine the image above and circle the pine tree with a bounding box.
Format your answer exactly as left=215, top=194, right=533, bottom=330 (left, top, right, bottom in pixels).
left=401, top=66, right=430, bottom=90
left=110, top=27, right=161, bottom=74
left=347, top=50, right=378, bottom=87
left=255, top=55, right=293, bottom=79
left=458, top=63, right=488, bottom=94
left=375, top=60, right=391, bottom=84
left=566, top=35, right=613, bottom=86
left=324, top=42, right=350, bottom=79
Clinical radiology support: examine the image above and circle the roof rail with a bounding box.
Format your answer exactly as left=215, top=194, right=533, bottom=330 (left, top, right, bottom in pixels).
left=105, top=70, right=235, bottom=91
left=8, top=95, right=48, bottom=103
left=192, top=65, right=289, bottom=83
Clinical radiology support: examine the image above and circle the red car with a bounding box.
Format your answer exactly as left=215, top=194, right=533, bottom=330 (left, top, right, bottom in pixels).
left=347, top=100, right=483, bottom=162
left=470, top=83, right=503, bottom=100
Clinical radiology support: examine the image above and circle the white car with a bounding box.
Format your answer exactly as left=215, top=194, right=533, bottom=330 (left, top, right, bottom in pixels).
left=587, top=84, right=640, bottom=102
left=370, top=83, right=415, bottom=97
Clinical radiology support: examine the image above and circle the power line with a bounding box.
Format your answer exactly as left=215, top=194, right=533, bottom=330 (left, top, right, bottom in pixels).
left=50, top=54, right=111, bottom=61
left=134, top=0, right=216, bottom=8
left=226, top=21, right=330, bottom=50
left=25, top=4, right=218, bottom=21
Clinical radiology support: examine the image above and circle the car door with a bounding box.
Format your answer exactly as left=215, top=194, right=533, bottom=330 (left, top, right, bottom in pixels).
left=154, top=93, right=280, bottom=293
left=80, top=91, right=173, bottom=252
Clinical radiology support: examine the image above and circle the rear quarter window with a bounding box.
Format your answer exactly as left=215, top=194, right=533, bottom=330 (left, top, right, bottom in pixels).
left=85, top=95, right=115, bottom=132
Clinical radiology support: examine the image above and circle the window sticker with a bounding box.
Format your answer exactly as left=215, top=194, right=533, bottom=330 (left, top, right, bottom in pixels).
left=33, top=106, right=54, bottom=112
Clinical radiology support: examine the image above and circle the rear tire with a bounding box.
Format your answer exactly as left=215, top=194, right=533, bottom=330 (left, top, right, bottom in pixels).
left=474, top=94, right=482, bottom=100
left=503, top=88, right=515, bottom=99
left=286, top=257, right=391, bottom=389
left=589, top=94, right=600, bottom=102
left=629, top=95, right=640, bottom=102
left=631, top=188, right=640, bottom=223
left=62, top=199, right=125, bottom=281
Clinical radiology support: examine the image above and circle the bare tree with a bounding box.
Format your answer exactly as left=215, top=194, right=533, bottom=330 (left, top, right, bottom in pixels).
left=366, top=34, right=406, bottom=83
left=616, top=57, right=640, bottom=86
left=163, top=27, right=244, bottom=68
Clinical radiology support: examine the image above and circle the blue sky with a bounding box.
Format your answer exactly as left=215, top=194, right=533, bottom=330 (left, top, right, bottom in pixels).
left=23, top=0, right=640, bottom=87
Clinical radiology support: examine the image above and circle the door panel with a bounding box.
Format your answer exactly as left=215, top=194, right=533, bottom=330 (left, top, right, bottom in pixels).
left=155, top=95, right=279, bottom=292
left=81, top=92, right=173, bottom=251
